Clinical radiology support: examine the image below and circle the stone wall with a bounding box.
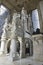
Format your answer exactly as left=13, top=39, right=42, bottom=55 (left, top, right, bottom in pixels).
left=32, top=34, right=43, bottom=61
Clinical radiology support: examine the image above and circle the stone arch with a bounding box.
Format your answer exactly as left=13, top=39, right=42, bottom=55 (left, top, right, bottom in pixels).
left=25, top=38, right=33, bottom=56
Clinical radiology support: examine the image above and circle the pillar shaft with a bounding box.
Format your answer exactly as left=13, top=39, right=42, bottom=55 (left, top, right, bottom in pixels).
left=1, top=39, right=6, bottom=54
left=0, top=23, right=7, bottom=54
left=10, top=38, right=18, bottom=61
left=37, top=3, right=43, bottom=33
left=10, top=12, right=18, bottom=61
left=18, top=37, right=25, bottom=58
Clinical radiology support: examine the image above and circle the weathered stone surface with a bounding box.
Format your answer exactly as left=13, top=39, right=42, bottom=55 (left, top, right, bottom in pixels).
left=32, top=34, right=43, bottom=61
left=0, top=0, right=41, bottom=12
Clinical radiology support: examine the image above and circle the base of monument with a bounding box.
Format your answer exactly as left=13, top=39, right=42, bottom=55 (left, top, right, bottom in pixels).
left=33, top=55, right=43, bottom=62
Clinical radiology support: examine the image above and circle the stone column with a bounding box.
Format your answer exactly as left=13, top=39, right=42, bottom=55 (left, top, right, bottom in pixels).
left=10, top=12, right=18, bottom=61
left=29, top=39, right=33, bottom=56
left=37, top=3, right=43, bottom=33
left=28, top=14, right=33, bottom=34
left=10, top=38, right=17, bottom=61
left=21, top=7, right=28, bottom=33
left=18, top=37, right=25, bottom=58
left=20, top=7, right=27, bottom=58
left=0, top=32, right=6, bottom=54
left=0, top=19, right=8, bottom=55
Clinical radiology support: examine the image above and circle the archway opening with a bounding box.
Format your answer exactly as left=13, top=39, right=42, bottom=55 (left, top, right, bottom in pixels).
left=17, top=40, right=20, bottom=55
left=7, top=40, right=11, bottom=54
left=32, top=9, right=40, bottom=35
left=25, top=38, right=33, bottom=56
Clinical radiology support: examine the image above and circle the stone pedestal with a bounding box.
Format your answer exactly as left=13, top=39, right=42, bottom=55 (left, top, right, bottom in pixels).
left=33, top=34, right=43, bottom=61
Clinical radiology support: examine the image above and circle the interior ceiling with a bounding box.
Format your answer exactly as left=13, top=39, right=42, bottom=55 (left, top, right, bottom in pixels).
left=0, top=0, right=41, bottom=13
